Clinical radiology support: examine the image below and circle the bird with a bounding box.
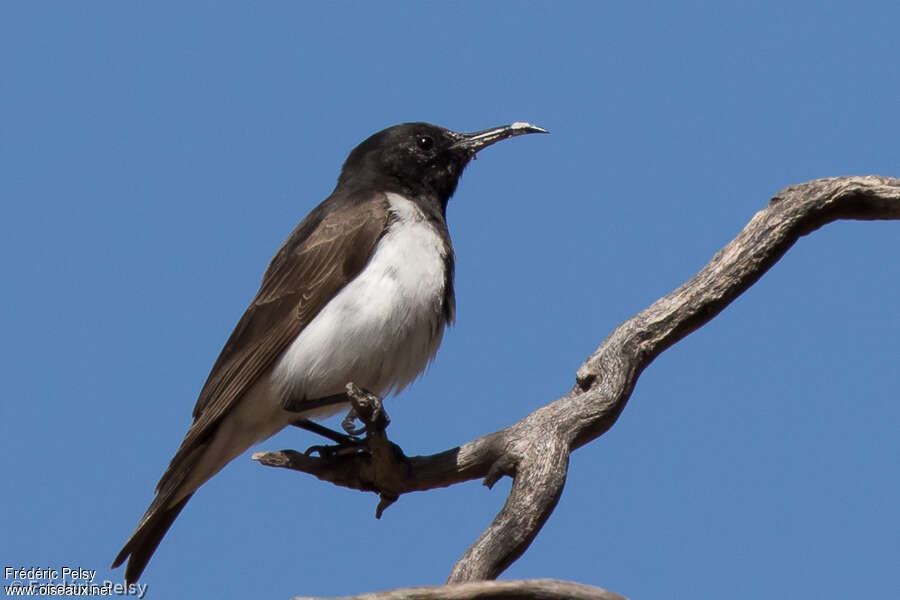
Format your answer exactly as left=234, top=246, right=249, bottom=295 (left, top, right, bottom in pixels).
left=112, top=121, right=547, bottom=583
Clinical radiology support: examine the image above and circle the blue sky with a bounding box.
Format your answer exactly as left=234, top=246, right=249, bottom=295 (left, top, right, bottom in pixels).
left=2, top=2, right=898, bottom=598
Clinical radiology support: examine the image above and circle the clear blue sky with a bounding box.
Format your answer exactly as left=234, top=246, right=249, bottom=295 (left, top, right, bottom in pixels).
left=2, top=2, right=898, bottom=598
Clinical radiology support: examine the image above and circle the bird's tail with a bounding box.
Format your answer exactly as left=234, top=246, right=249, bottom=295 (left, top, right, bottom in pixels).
left=112, top=440, right=210, bottom=583
left=111, top=492, right=193, bottom=584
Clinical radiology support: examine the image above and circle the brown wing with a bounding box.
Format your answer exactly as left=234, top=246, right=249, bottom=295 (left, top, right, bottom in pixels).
left=156, top=194, right=389, bottom=492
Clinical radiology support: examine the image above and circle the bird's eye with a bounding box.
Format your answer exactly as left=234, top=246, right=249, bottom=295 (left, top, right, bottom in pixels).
left=416, top=135, right=434, bottom=151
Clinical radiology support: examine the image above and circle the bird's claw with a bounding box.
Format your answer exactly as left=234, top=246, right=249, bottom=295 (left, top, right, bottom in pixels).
left=341, top=409, right=366, bottom=436
left=344, top=383, right=391, bottom=434
left=298, top=384, right=391, bottom=458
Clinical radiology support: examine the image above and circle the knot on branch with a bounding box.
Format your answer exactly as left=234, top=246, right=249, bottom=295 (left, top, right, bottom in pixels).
left=575, top=366, right=597, bottom=391
left=483, top=454, right=517, bottom=489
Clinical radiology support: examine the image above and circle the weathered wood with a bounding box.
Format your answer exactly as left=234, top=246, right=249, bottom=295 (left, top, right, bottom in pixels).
left=254, top=175, right=900, bottom=590
left=292, top=579, right=626, bottom=600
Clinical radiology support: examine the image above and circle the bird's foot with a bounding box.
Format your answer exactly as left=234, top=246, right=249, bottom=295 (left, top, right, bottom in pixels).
left=341, top=407, right=365, bottom=436
left=290, top=419, right=365, bottom=458
left=303, top=438, right=367, bottom=460
left=290, top=384, right=391, bottom=460
left=342, top=383, right=390, bottom=435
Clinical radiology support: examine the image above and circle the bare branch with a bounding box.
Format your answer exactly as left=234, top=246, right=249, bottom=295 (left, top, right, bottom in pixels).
left=292, top=579, right=627, bottom=600
left=255, top=175, right=900, bottom=585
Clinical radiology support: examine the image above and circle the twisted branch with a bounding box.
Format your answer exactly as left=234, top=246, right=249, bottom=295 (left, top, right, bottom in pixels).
left=254, top=175, right=900, bottom=595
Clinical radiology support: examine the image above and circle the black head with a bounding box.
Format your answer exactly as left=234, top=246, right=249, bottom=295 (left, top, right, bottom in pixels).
left=336, top=122, right=547, bottom=209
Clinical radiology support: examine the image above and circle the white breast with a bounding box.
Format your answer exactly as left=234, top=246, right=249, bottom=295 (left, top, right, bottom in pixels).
left=270, top=192, right=450, bottom=408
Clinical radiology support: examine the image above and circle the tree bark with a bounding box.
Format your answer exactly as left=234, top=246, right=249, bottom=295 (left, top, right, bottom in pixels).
left=292, top=579, right=626, bottom=600
left=254, top=175, right=900, bottom=597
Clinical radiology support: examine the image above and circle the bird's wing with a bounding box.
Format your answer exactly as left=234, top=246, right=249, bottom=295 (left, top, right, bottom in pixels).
left=156, top=193, right=389, bottom=493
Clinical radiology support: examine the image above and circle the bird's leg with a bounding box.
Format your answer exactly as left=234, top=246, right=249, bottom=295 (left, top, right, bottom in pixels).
left=291, top=419, right=358, bottom=445
left=286, top=385, right=391, bottom=459
left=297, top=424, right=367, bottom=459
left=292, top=418, right=365, bottom=458
left=280, top=385, right=407, bottom=516
left=283, top=393, right=366, bottom=457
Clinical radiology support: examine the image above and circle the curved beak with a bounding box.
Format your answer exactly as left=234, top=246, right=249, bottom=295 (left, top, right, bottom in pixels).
left=450, top=122, right=548, bottom=154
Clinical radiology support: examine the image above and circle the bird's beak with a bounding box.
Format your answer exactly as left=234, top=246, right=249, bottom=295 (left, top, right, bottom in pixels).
left=450, top=122, right=548, bottom=154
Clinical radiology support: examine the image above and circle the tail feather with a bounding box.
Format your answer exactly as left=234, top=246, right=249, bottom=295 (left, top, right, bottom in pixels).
left=114, top=400, right=265, bottom=581
left=112, top=494, right=193, bottom=583
left=113, top=440, right=211, bottom=583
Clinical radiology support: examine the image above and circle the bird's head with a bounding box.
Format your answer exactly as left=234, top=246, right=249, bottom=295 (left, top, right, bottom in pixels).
left=337, top=121, right=547, bottom=207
